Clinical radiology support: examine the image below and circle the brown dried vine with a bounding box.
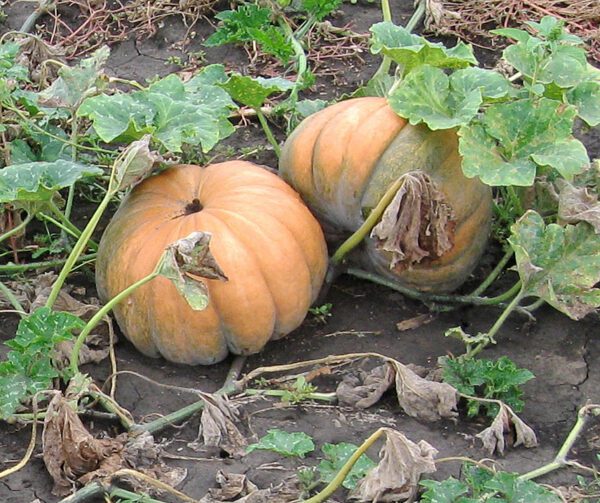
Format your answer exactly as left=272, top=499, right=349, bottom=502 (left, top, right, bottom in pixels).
left=424, top=0, right=600, bottom=62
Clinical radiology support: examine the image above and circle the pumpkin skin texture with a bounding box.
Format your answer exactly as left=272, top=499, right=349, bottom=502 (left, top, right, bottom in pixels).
left=279, top=97, right=493, bottom=293
left=95, top=161, right=328, bottom=365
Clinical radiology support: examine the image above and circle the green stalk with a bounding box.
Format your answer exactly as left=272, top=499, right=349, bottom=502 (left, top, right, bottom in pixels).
left=469, top=248, right=514, bottom=297
left=466, top=288, right=525, bottom=358
left=279, top=18, right=308, bottom=103
left=0, top=212, right=33, bottom=245
left=63, top=115, right=80, bottom=228
left=519, top=404, right=600, bottom=481
left=244, top=388, right=337, bottom=402
left=255, top=108, right=281, bottom=158
left=0, top=280, right=26, bottom=315
left=47, top=200, right=99, bottom=250
left=303, top=427, right=385, bottom=503
left=331, top=177, right=405, bottom=265
left=69, top=269, right=160, bottom=375
left=0, top=253, right=96, bottom=274
left=347, top=268, right=521, bottom=307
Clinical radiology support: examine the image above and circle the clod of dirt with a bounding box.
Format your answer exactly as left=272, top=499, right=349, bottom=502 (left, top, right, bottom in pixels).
left=349, top=428, right=438, bottom=502
left=199, top=470, right=300, bottom=502
left=370, top=172, right=455, bottom=270
left=337, top=363, right=395, bottom=409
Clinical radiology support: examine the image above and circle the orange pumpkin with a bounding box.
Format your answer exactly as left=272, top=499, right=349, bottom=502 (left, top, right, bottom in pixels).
left=96, top=161, right=328, bottom=365
left=279, top=97, right=492, bottom=293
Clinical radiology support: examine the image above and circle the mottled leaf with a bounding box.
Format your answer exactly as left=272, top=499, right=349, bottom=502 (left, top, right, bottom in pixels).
left=509, top=210, right=600, bottom=319
left=0, top=160, right=102, bottom=203
left=349, top=428, right=437, bottom=502
left=420, top=478, right=470, bottom=502
left=221, top=74, right=295, bottom=109
left=558, top=181, right=600, bottom=233
left=318, top=443, right=376, bottom=489
left=450, top=67, right=513, bottom=100
left=388, top=65, right=482, bottom=129
left=460, top=99, right=588, bottom=186
left=485, top=472, right=561, bottom=502
left=246, top=429, right=315, bottom=458
left=567, top=81, right=600, bottom=127
left=370, top=22, right=477, bottom=75
left=157, top=232, right=228, bottom=311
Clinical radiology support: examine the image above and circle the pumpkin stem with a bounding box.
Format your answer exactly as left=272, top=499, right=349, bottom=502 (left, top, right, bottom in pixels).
left=184, top=198, right=203, bottom=214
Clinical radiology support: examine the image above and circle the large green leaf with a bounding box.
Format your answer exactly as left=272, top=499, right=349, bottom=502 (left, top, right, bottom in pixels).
left=567, top=81, right=600, bottom=127
left=318, top=443, right=376, bottom=489
left=246, top=429, right=315, bottom=458
left=388, top=65, right=482, bottom=130
left=0, top=160, right=103, bottom=203
left=459, top=99, right=588, bottom=186
left=370, top=22, right=477, bottom=75
left=509, top=210, right=600, bottom=319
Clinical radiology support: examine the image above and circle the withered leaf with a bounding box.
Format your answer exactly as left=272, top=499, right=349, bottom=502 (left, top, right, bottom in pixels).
left=370, top=172, right=456, bottom=271
left=336, top=364, right=395, bottom=409
left=199, top=471, right=299, bottom=503
left=349, top=428, right=438, bottom=502
left=189, top=393, right=246, bottom=457
left=396, top=313, right=435, bottom=331
left=476, top=403, right=537, bottom=454
left=391, top=360, right=458, bottom=421
left=42, top=393, right=125, bottom=496
left=558, top=182, right=600, bottom=233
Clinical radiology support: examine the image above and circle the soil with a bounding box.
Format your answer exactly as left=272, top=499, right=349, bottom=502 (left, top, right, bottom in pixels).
left=1, top=1, right=599, bottom=502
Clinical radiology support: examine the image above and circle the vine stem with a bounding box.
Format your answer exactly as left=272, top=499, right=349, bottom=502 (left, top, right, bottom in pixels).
left=519, top=404, right=600, bottom=481
left=303, top=427, right=385, bottom=503
left=0, top=212, right=33, bottom=245
left=69, top=269, right=160, bottom=375
left=244, top=388, right=337, bottom=402
left=466, top=288, right=525, bottom=358
left=64, top=115, right=80, bottom=226
left=331, top=177, right=406, bottom=265
left=346, top=268, right=521, bottom=307
left=132, top=355, right=247, bottom=435
left=255, top=108, right=281, bottom=158
left=0, top=280, right=26, bottom=315
left=0, top=253, right=97, bottom=274
left=469, top=248, right=514, bottom=297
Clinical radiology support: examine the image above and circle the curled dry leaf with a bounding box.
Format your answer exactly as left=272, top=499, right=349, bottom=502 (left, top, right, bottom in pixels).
left=113, top=135, right=161, bottom=191
left=349, top=428, right=438, bottom=502
left=396, top=313, right=435, bottom=332
left=157, top=231, right=228, bottom=311
left=391, top=360, right=458, bottom=422
left=199, top=471, right=300, bottom=503
left=189, top=393, right=246, bottom=457
left=42, top=393, right=125, bottom=496
left=558, top=182, right=600, bottom=233
left=336, top=363, right=395, bottom=409
left=370, top=172, right=456, bottom=271
left=476, top=403, right=537, bottom=455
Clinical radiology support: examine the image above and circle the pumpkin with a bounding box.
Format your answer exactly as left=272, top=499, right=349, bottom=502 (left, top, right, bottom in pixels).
left=279, top=96, right=493, bottom=293
left=95, top=161, right=328, bottom=365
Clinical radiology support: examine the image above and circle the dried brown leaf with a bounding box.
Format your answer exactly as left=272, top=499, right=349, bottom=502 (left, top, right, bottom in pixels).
left=189, top=393, right=247, bottom=457
left=42, top=393, right=125, bottom=496
left=558, top=182, right=600, bottom=233
left=476, top=404, right=537, bottom=454
left=336, top=363, right=395, bottom=409
left=391, top=360, right=458, bottom=421
left=199, top=471, right=299, bottom=503
left=370, top=172, right=456, bottom=271
left=396, top=313, right=435, bottom=331
left=349, top=428, right=438, bottom=502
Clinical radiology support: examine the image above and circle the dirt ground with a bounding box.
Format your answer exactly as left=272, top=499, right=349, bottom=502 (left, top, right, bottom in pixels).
left=1, top=1, right=599, bottom=502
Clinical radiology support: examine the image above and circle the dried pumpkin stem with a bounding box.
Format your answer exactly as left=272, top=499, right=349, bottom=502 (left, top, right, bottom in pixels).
left=303, top=427, right=386, bottom=503
left=519, top=404, right=600, bottom=481
left=331, top=177, right=406, bottom=265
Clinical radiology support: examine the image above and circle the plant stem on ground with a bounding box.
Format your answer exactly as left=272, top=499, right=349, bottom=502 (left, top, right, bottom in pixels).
left=244, top=388, right=337, bottom=402
left=0, top=253, right=97, bottom=274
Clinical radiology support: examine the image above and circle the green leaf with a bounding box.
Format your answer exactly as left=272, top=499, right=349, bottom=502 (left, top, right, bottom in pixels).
left=0, top=307, right=85, bottom=419
left=204, top=4, right=272, bottom=47
left=38, top=46, right=109, bottom=109
left=221, top=74, right=295, bottom=109
left=77, top=93, right=155, bottom=143
left=9, top=139, right=37, bottom=164
left=246, top=429, right=315, bottom=458
left=78, top=73, right=235, bottom=152
left=301, top=0, right=342, bottom=21
left=0, top=42, right=29, bottom=81
left=459, top=99, right=588, bottom=186
left=0, top=160, right=103, bottom=203
left=317, top=442, right=376, bottom=489
left=450, top=67, right=513, bottom=100
left=567, top=81, right=600, bottom=127
left=419, top=478, right=470, bottom=502
left=509, top=210, right=600, bottom=319
left=485, top=472, right=562, bottom=502
left=388, top=65, right=482, bottom=130
left=370, top=22, right=477, bottom=75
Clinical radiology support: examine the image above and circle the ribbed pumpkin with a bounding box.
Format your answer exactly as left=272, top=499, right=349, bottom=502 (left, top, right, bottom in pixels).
left=279, top=97, right=493, bottom=293
left=96, top=161, right=328, bottom=365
